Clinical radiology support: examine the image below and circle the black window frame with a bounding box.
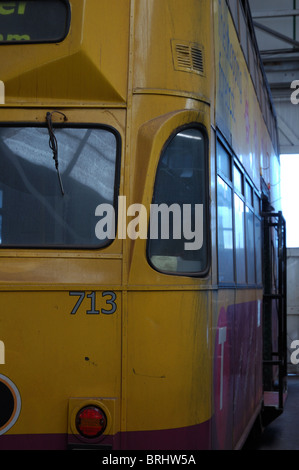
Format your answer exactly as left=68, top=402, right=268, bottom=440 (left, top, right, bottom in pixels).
left=0, top=121, right=121, bottom=250
left=147, top=123, right=210, bottom=278
left=216, top=133, right=262, bottom=288
left=0, top=0, right=71, bottom=45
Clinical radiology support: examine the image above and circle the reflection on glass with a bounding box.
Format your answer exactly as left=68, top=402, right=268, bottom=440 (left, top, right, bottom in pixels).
left=255, top=216, right=262, bottom=284
left=148, top=128, right=207, bottom=275
left=0, top=126, right=118, bottom=247
left=246, top=207, right=255, bottom=284
left=234, top=165, right=243, bottom=194
left=217, top=176, right=234, bottom=283
left=254, top=193, right=260, bottom=214
left=217, top=142, right=231, bottom=181
left=245, top=180, right=252, bottom=206
left=234, top=193, right=246, bottom=284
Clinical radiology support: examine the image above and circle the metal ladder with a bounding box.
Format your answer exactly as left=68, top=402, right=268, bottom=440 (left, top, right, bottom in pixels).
left=262, top=210, right=287, bottom=423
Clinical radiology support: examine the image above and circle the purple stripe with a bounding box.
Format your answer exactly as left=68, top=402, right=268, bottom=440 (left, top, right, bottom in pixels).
left=0, top=433, right=67, bottom=450
left=0, top=421, right=210, bottom=450
left=121, top=421, right=211, bottom=450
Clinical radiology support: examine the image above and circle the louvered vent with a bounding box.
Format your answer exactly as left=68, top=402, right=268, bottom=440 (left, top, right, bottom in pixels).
left=176, top=44, right=192, bottom=68
left=172, top=40, right=205, bottom=76
left=191, top=46, right=204, bottom=74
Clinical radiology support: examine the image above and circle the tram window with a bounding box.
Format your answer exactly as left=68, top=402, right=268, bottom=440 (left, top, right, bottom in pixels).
left=0, top=125, right=119, bottom=247
left=0, top=0, right=70, bottom=44
left=234, top=164, right=243, bottom=195
left=255, top=216, right=262, bottom=285
left=217, top=176, right=234, bottom=283
left=254, top=193, right=260, bottom=214
left=245, top=180, right=252, bottom=206
left=217, top=141, right=231, bottom=181
left=234, top=193, right=246, bottom=284
left=148, top=127, right=208, bottom=276
left=246, top=207, right=255, bottom=284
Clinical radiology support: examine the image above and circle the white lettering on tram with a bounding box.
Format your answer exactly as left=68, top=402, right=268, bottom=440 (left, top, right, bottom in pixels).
left=95, top=196, right=204, bottom=251
left=0, top=340, right=5, bottom=364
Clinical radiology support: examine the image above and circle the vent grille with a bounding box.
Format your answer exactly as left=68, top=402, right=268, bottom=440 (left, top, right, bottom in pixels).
left=191, top=47, right=204, bottom=73
left=176, top=44, right=192, bottom=68
left=172, top=40, right=205, bottom=76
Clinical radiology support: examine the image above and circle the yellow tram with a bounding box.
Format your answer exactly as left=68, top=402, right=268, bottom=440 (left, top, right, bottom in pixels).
left=0, top=0, right=286, bottom=449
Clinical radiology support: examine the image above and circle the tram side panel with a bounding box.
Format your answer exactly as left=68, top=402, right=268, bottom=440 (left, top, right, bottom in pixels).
left=0, top=0, right=281, bottom=450
left=125, top=0, right=265, bottom=449
left=124, top=97, right=213, bottom=449
left=213, top=0, right=274, bottom=448
left=124, top=0, right=216, bottom=448
left=0, top=0, right=130, bottom=448
left=125, top=290, right=212, bottom=450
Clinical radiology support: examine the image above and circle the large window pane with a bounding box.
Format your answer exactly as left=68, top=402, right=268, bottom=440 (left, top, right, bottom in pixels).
left=234, top=193, right=246, bottom=283
left=245, top=180, right=252, bottom=206
left=0, top=0, right=70, bottom=44
left=246, top=207, right=255, bottom=284
left=255, top=216, right=262, bottom=284
left=0, top=126, right=119, bottom=247
left=217, top=176, right=234, bottom=283
left=217, top=141, right=231, bottom=181
left=254, top=193, right=260, bottom=214
left=148, top=128, right=208, bottom=275
left=234, top=164, right=243, bottom=195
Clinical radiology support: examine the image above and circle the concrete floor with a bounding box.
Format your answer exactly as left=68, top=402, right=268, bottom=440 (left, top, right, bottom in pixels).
left=244, top=375, right=299, bottom=450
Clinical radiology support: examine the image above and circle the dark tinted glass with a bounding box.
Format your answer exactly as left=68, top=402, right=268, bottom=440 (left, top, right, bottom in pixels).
left=0, top=126, right=118, bottom=247
left=148, top=128, right=208, bottom=275
left=0, top=1, right=70, bottom=44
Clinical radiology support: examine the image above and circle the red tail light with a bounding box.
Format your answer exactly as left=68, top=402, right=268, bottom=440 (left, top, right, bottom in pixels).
left=75, top=406, right=107, bottom=438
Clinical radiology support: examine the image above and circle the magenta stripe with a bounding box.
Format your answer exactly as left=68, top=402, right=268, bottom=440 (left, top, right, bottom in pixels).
left=0, top=433, right=67, bottom=450
left=0, top=421, right=211, bottom=450
left=121, top=421, right=211, bottom=450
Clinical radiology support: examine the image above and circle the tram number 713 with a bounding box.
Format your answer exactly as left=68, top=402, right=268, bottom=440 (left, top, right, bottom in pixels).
left=69, top=291, right=117, bottom=316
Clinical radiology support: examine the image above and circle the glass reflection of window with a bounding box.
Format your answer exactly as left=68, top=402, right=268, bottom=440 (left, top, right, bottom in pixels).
left=245, top=180, right=253, bottom=206
left=148, top=127, right=208, bottom=276
left=0, top=126, right=118, bottom=247
left=246, top=206, right=255, bottom=284
left=217, top=176, right=234, bottom=283
left=234, top=193, right=246, bottom=284
left=216, top=140, right=264, bottom=287
left=255, top=216, right=262, bottom=284
left=217, top=141, right=231, bottom=181
left=234, top=164, right=243, bottom=194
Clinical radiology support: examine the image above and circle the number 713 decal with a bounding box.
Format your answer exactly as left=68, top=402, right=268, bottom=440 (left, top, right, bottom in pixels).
left=69, top=291, right=117, bottom=315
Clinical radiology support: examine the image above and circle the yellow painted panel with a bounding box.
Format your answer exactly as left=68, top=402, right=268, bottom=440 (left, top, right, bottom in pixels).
left=126, top=102, right=212, bottom=287
left=1, top=0, right=130, bottom=105
left=133, top=0, right=213, bottom=103
left=126, top=290, right=212, bottom=431
left=1, top=289, right=122, bottom=434
left=0, top=257, right=122, bottom=286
